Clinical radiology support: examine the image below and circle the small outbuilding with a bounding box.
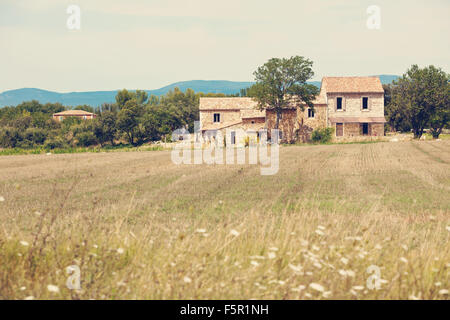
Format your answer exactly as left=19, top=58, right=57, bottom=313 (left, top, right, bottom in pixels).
left=52, top=110, right=97, bottom=122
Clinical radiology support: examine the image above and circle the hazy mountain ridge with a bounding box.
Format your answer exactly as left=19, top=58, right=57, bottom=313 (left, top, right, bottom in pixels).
left=0, top=76, right=398, bottom=107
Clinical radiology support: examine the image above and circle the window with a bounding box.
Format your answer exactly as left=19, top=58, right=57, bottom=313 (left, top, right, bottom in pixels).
left=213, top=113, right=220, bottom=123
left=230, top=131, right=236, bottom=144
left=362, top=123, right=369, bottom=135
left=336, top=97, right=343, bottom=110
left=308, top=108, right=315, bottom=118
left=336, top=123, right=343, bottom=136
left=362, top=97, right=369, bottom=110
left=59, top=116, right=63, bottom=121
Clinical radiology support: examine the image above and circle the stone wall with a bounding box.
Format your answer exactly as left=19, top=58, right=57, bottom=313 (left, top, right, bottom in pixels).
left=296, top=105, right=327, bottom=142
left=200, top=109, right=241, bottom=129
left=266, top=109, right=297, bottom=143
left=344, top=123, right=360, bottom=137
left=327, top=92, right=384, bottom=121
left=370, top=123, right=384, bottom=137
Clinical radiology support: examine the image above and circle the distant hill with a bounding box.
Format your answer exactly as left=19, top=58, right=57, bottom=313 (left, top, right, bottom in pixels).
left=0, top=76, right=398, bottom=108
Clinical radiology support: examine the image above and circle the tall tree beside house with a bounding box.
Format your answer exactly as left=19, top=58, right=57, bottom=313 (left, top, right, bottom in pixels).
left=390, top=65, right=449, bottom=139
left=384, top=84, right=412, bottom=132
left=115, top=89, right=148, bottom=145
left=249, top=56, right=319, bottom=130
left=93, top=111, right=118, bottom=146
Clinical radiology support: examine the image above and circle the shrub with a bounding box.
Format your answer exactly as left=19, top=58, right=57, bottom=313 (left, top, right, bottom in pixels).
left=44, top=136, right=67, bottom=149
left=311, top=127, right=334, bottom=143
left=76, top=131, right=98, bottom=147
left=0, top=127, right=22, bottom=148
left=24, top=127, right=47, bottom=145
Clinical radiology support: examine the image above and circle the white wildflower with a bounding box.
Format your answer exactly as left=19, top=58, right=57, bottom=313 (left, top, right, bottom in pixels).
left=117, top=248, right=124, bottom=254
left=249, top=255, right=265, bottom=260
left=0, top=196, right=5, bottom=202
left=195, top=228, right=206, bottom=233
left=313, top=262, right=322, bottom=269
left=446, top=226, right=450, bottom=232
left=399, top=257, right=408, bottom=264
left=352, top=285, right=365, bottom=291
left=346, top=270, right=356, bottom=277
left=291, top=285, right=305, bottom=292
left=20, top=286, right=26, bottom=291
left=340, top=257, right=349, bottom=265
left=409, top=294, right=420, bottom=300
left=47, top=285, right=60, bottom=293
left=309, top=283, right=325, bottom=292
left=322, top=291, right=332, bottom=298
left=183, top=276, right=192, bottom=283
left=268, top=252, right=276, bottom=259
left=269, top=247, right=278, bottom=251
left=338, top=269, right=348, bottom=277
left=288, top=264, right=303, bottom=273
left=20, top=241, right=29, bottom=247
left=439, top=289, right=448, bottom=295
left=435, top=282, right=442, bottom=287
left=317, top=225, right=326, bottom=230
left=315, top=229, right=325, bottom=236
left=250, top=260, right=260, bottom=267
left=24, top=296, right=34, bottom=300
left=230, top=229, right=240, bottom=237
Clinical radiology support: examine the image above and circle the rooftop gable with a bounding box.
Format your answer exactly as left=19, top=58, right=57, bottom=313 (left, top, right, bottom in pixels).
left=199, top=97, right=258, bottom=111
left=53, top=110, right=95, bottom=116
left=322, top=77, right=384, bottom=93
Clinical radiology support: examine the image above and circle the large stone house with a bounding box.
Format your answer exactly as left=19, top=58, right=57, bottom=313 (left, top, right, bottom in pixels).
left=199, top=76, right=386, bottom=144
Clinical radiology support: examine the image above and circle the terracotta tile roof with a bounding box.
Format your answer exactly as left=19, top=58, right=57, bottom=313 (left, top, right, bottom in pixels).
left=329, top=117, right=387, bottom=123
left=53, top=110, right=95, bottom=116
left=200, top=120, right=243, bottom=131
left=199, top=97, right=258, bottom=110
left=322, top=77, right=384, bottom=93
left=240, top=109, right=266, bottom=119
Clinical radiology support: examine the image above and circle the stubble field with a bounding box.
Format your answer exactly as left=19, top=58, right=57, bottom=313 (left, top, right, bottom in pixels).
left=0, top=140, right=449, bottom=299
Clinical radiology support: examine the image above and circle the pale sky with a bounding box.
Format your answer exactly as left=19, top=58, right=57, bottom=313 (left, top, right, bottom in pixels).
left=0, top=0, right=449, bottom=93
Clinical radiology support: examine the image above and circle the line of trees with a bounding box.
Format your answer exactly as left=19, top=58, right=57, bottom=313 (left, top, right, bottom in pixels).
left=384, top=65, right=449, bottom=139
left=0, top=88, right=230, bottom=149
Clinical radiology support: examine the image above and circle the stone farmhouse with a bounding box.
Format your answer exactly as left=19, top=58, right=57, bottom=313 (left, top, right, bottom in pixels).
left=199, top=76, right=386, bottom=144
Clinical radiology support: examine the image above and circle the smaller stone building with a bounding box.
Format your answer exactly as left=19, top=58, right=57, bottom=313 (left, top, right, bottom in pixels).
left=52, top=110, right=97, bottom=122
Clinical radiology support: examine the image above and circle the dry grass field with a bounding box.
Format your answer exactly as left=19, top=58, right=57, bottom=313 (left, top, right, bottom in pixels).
left=0, top=140, right=449, bottom=300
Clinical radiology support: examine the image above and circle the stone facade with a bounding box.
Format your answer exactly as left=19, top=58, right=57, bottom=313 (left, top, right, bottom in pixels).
left=327, top=93, right=384, bottom=121
left=265, top=109, right=297, bottom=143
left=296, top=105, right=327, bottom=142
left=198, top=76, right=386, bottom=143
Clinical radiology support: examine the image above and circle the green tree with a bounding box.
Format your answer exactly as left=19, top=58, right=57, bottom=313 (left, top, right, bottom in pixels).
left=94, top=111, right=118, bottom=146
left=74, top=105, right=94, bottom=113
left=250, top=56, right=319, bottom=130
left=391, top=65, right=449, bottom=139
left=429, top=81, right=450, bottom=139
